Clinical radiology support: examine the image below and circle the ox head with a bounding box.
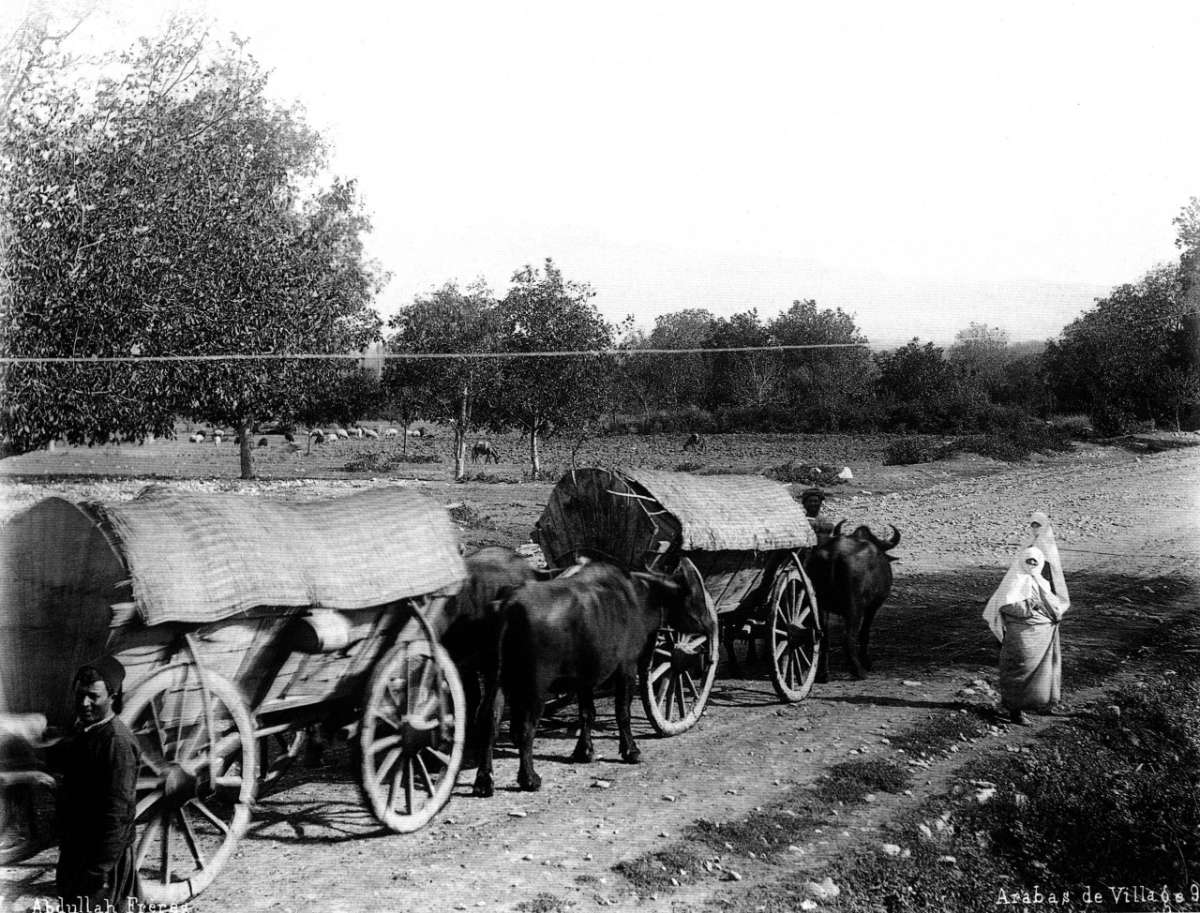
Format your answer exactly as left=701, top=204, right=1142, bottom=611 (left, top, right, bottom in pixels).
left=830, top=521, right=902, bottom=560
left=632, top=566, right=711, bottom=635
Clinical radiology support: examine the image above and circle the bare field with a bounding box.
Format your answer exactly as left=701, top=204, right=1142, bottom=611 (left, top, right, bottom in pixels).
left=1, top=434, right=1198, bottom=913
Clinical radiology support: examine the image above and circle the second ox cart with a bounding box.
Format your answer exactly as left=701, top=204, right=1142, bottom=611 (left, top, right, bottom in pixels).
left=534, top=467, right=825, bottom=735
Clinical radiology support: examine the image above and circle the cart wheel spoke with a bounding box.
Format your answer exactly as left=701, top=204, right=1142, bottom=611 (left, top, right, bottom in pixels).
left=177, top=808, right=207, bottom=871
left=415, top=754, right=436, bottom=796
left=189, top=798, right=232, bottom=836
left=404, top=758, right=415, bottom=815
left=135, top=816, right=162, bottom=869
left=387, top=768, right=402, bottom=814
left=375, top=746, right=403, bottom=786
left=159, top=807, right=172, bottom=884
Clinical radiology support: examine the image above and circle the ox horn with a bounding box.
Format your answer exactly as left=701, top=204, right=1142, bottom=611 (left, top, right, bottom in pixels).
left=833, top=519, right=849, bottom=538
left=883, top=525, right=901, bottom=550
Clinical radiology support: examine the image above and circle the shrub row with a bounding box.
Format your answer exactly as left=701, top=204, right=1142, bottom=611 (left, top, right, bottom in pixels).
left=606, top=401, right=1088, bottom=438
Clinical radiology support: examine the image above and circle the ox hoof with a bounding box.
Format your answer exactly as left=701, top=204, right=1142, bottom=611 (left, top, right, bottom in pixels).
left=621, top=749, right=642, bottom=765
left=472, top=776, right=494, bottom=799
left=571, top=746, right=594, bottom=764
left=518, top=772, right=542, bottom=792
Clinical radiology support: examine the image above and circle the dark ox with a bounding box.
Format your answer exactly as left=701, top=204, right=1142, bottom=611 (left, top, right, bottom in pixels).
left=441, top=548, right=540, bottom=764
left=473, top=561, right=707, bottom=797
left=470, top=440, right=501, bottom=464
left=805, top=521, right=901, bottom=681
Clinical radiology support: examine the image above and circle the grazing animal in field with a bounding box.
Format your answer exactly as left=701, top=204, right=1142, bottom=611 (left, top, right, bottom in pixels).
left=441, top=547, right=541, bottom=778
left=470, top=440, right=501, bottom=464
left=212, top=432, right=222, bottom=444
left=284, top=432, right=296, bottom=443
left=473, top=561, right=707, bottom=797
left=188, top=433, right=204, bottom=443
left=682, top=432, right=706, bottom=453
left=363, top=428, right=379, bottom=439
left=257, top=437, right=269, bottom=448
left=384, top=428, right=399, bottom=438
left=334, top=427, right=349, bottom=440
left=804, top=521, right=901, bottom=681
left=309, top=430, right=326, bottom=445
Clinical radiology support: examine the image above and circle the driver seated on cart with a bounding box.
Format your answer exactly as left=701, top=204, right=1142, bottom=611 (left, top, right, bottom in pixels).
left=800, top=488, right=835, bottom=545
left=49, top=656, right=141, bottom=913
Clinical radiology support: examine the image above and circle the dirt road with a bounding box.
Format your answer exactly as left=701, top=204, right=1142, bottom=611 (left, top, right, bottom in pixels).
left=2, top=442, right=1197, bottom=913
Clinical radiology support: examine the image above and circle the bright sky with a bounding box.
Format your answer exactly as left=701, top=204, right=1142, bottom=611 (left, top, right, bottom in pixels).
left=43, top=1, right=1200, bottom=344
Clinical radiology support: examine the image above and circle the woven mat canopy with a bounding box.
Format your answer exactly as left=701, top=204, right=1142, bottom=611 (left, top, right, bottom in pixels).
left=622, top=469, right=815, bottom=551
left=536, top=467, right=813, bottom=571
left=92, top=486, right=466, bottom=626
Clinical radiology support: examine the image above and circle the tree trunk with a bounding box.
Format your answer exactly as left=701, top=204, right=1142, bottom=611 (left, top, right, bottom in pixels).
left=454, top=384, right=469, bottom=481
left=402, top=419, right=409, bottom=456
left=238, top=417, right=254, bottom=480
left=528, top=423, right=541, bottom=479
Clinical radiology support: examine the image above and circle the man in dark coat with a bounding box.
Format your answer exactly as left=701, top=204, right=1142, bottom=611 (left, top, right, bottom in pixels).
left=800, top=487, right=834, bottom=544
left=54, top=655, right=141, bottom=910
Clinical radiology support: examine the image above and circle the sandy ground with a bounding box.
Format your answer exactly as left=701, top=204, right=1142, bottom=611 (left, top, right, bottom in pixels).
left=1, top=440, right=1197, bottom=913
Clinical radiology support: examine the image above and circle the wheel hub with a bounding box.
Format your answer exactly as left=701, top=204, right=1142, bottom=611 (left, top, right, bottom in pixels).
left=670, top=642, right=705, bottom=675
left=786, top=624, right=816, bottom=649
left=161, top=763, right=198, bottom=807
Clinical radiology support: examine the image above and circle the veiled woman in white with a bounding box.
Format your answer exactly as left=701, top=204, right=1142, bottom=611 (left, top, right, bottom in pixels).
left=983, top=537, right=1070, bottom=724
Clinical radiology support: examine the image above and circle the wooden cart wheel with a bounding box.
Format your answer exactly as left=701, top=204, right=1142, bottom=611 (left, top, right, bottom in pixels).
left=768, top=555, right=822, bottom=702
left=0, top=773, right=57, bottom=864
left=359, top=638, right=466, bottom=833
left=640, top=558, right=719, bottom=736
left=122, top=662, right=257, bottom=906
left=258, top=728, right=308, bottom=787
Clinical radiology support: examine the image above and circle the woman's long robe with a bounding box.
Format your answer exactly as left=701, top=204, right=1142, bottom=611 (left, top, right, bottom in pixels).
left=998, top=586, right=1066, bottom=711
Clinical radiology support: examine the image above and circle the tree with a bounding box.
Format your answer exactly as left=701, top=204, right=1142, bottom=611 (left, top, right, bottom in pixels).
left=0, top=20, right=383, bottom=475
left=1046, top=263, right=1196, bottom=430
left=767, top=299, right=875, bottom=430
left=646, top=308, right=716, bottom=413
left=384, top=280, right=499, bottom=479
left=707, top=310, right=781, bottom=409
left=493, top=260, right=613, bottom=478
left=948, top=322, right=1011, bottom=399
left=1174, top=196, right=1200, bottom=312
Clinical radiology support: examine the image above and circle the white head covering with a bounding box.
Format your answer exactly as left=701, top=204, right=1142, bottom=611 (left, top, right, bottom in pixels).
left=1025, top=511, right=1069, bottom=608
left=983, top=547, right=1044, bottom=640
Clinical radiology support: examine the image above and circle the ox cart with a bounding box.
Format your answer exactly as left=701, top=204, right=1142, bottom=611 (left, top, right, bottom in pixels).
left=0, top=487, right=468, bottom=905
left=534, top=468, right=823, bottom=736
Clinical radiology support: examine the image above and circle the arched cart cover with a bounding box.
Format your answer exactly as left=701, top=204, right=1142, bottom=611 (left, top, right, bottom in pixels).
left=92, top=486, right=466, bottom=624
left=0, top=487, right=465, bottom=721
left=536, top=467, right=815, bottom=570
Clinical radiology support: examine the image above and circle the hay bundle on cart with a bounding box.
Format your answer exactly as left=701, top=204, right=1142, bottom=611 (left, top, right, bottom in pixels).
left=0, top=486, right=468, bottom=904
left=536, top=468, right=821, bottom=733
